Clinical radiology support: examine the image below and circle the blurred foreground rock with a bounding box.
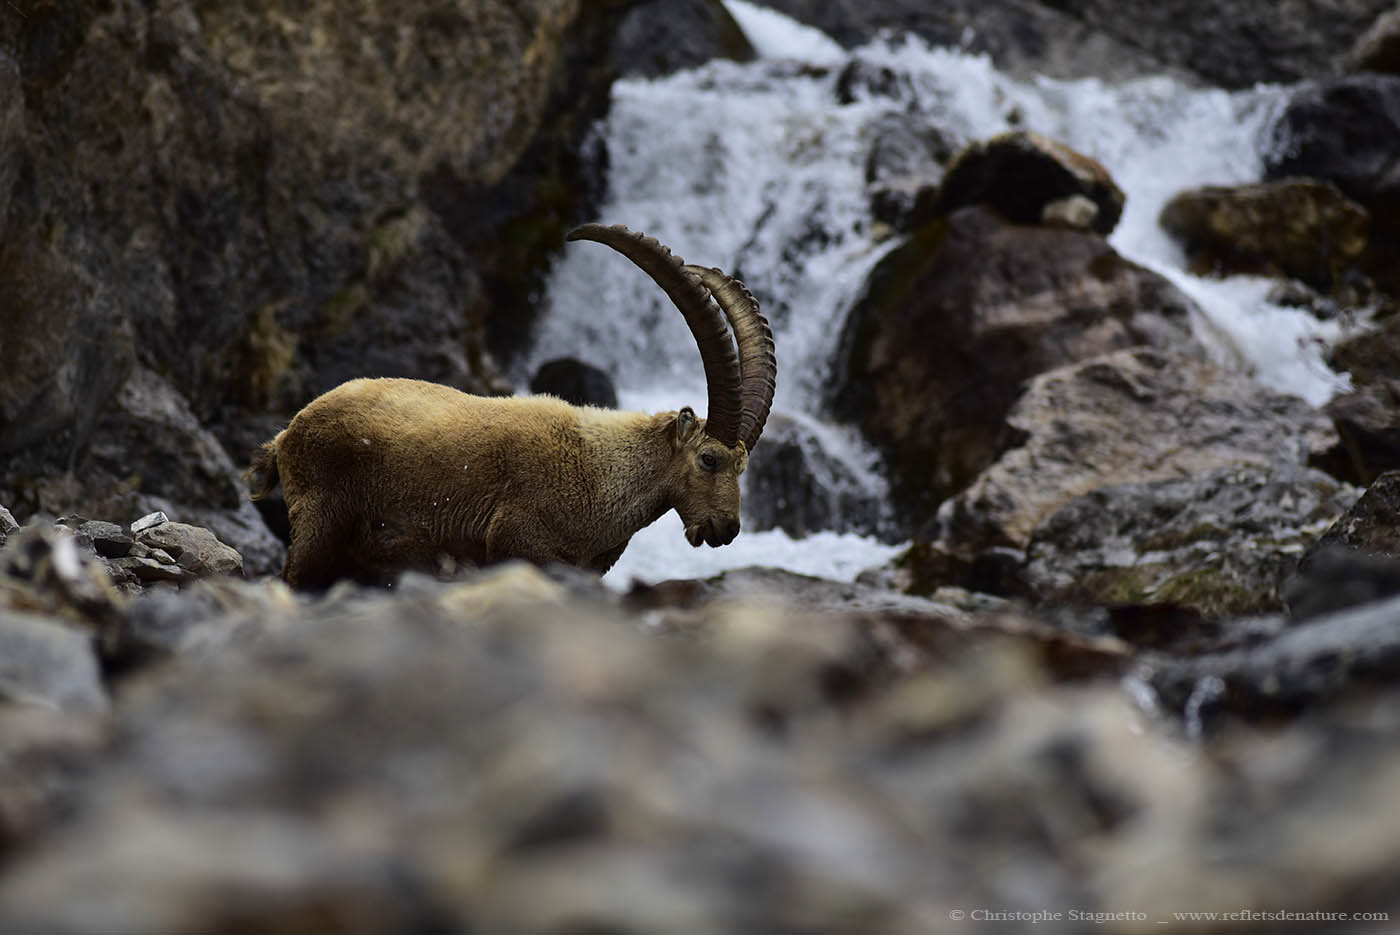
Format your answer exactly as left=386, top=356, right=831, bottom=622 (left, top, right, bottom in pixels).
left=0, top=557, right=1397, bottom=929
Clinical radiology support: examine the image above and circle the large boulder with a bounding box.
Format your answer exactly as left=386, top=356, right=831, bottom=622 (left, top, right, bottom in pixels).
left=1158, top=179, right=1370, bottom=291
left=0, top=0, right=653, bottom=528
left=1026, top=464, right=1359, bottom=620
left=935, top=346, right=1339, bottom=557
left=834, top=205, right=1197, bottom=523
left=1264, top=74, right=1400, bottom=297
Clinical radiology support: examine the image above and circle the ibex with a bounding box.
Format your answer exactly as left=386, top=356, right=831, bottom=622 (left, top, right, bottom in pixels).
left=247, top=224, right=777, bottom=589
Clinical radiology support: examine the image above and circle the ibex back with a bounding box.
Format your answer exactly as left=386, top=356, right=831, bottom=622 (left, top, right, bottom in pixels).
left=248, top=224, right=776, bottom=589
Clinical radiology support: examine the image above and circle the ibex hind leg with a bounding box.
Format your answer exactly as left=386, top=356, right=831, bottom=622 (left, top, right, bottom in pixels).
left=283, top=499, right=358, bottom=590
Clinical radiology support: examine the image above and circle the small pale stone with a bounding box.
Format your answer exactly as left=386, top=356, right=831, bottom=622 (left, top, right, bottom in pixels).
left=131, top=511, right=170, bottom=535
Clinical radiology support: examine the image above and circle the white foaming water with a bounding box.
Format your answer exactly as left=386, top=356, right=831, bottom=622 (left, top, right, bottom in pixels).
left=519, top=2, right=1355, bottom=586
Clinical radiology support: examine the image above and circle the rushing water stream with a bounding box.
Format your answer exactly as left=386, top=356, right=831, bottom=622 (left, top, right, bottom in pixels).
left=517, top=1, right=1355, bottom=587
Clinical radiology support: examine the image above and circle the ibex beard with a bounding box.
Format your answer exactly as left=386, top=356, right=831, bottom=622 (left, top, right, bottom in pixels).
left=247, top=224, right=776, bottom=590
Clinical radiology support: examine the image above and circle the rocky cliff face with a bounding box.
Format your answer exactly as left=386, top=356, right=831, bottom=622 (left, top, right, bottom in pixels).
left=0, top=0, right=749, bottom=565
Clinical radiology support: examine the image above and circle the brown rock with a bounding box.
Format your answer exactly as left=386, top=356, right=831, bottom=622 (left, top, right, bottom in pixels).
left=1159, top=178, right=1369, bottom=290
left=834, top=205, right=1196, bottom=522
left=932, top=131, right=1125, bottom=235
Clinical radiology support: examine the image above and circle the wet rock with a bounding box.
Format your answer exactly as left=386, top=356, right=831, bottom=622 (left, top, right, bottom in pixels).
left=741, top=413, right=889, bottom=538
left=1329, top=313, right=1400, bottom=385
left=1264, top=74, right=1400, bottom=296
left=933, top=131, right=1125, bottom=235
left=1307, top=468, right=1400, bottom=558
left=869, top=540, right=1031, bottom=601
left=834, top=205, right=1197, bottom=522
left=612, top=0, right=756, bottom=79
left=1159, top=179, right=1369, bottom=291
left=0, top=504, right=18, bottom=546
left=1315, top=317, right=1400, bottom=483
left=0, top=613, right=107, bottom=715
left=1026, top=464, right=1360, bottom=622
left=936, top=346, right=1339, bottom=557
left=1347, top=4, right=1400, bottom=74
left=1321, top=379, right=1400, bottom=483
left=530, top=357, right=618, bottom=408
left=861, top=112, right=953, bottom=232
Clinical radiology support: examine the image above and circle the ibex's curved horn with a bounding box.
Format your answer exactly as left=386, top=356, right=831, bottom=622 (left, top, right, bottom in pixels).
left=567, top=224, right=743, bottom=446
left=685, top=265, right=776, bottom=453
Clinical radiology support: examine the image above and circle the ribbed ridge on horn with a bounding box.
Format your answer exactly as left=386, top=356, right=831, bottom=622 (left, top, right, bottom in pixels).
left=567, top=224, right=743, bottom=445
left=686, top=265, right=776, bottom=453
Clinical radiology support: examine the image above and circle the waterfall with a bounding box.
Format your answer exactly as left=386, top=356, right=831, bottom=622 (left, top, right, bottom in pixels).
left=518, top=1, right=1353, bottom=586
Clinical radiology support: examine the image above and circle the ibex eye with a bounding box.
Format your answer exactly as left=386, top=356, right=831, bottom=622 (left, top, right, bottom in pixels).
left=701, top=453, right=718, bottom=470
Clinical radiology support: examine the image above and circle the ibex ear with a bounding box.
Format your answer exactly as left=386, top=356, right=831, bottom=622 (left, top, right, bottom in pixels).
left=673, top=406, right=701, bottom=448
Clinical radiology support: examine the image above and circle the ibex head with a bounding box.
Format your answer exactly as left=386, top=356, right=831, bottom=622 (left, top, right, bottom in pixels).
left=668, top=405, right=748, bottom=546
left=567, top=224, right=777, bottom=551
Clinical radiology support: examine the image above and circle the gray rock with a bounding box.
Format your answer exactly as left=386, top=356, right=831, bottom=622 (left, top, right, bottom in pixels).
left=1306, top=468, right=1400, bottom=559
left=134, top=523, right=244, bottom=579
left=529, top=357, right=618, bottom=408
left=612, top=0, right=756, bottom=79
left=130, top=511, right=169, bottom=535
left=78, top=520, right=133, bottom=559
left=1026, top=463, right=1360, bottom=622
left=111, top=556, right=190, bottom=586
left=0, top=503, right=18, bottom=547
left=741, top=413, right=891, bottom=538
left=936, top=346, right=1339, bottom=556
left=0, top=613, right=107, bottom=715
